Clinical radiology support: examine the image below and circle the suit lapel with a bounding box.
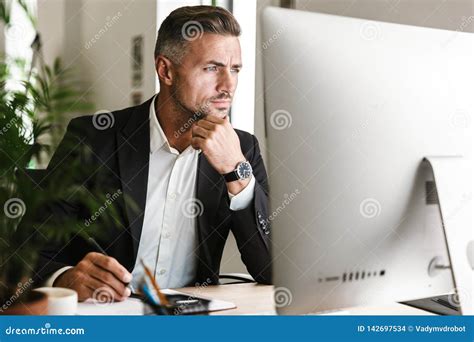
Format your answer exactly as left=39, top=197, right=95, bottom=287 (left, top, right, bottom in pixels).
left=116, top=98, right=152, bottom=261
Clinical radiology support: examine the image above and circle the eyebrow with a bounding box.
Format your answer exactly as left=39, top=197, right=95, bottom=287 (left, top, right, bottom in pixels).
left=205, top=60, right=242, bottom=69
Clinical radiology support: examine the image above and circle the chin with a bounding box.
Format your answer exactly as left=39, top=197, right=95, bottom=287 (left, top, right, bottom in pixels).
left=208, top=108, right=230, bottom=118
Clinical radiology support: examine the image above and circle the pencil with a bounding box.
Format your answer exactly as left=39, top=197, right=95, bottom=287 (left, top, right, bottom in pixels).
left=140, top=259, right=170, bottom=306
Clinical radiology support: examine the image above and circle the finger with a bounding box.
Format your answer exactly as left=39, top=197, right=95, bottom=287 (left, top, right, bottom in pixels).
left=87, top=274, right=130, bottom=299
left=87, top=252, right=132, bottom=283
left=195, top=119, right=215, bottom=130
left=202, top=115, right=225, bottom=124
left=89, top=264, right=128, bottom=297
left=191, top=136, right=207, bottom=150
left=192, top=125, right=210, bottom=139
left=76, top=284, right=94, bottom=302
left=84, top=275, right=128, bottom=301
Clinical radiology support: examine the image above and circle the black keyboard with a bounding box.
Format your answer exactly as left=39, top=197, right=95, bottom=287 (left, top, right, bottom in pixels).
left=401, top=294, right=461, bottom=315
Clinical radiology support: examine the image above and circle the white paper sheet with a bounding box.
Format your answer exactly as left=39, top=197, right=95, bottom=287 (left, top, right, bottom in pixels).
left=77, top=289, right=236, bottom=315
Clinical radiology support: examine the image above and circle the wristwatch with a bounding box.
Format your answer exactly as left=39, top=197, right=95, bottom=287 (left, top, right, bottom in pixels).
left=223, top=161, right=253, bottom=182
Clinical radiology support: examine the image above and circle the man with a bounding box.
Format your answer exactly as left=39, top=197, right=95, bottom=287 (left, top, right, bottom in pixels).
left=34, top=6, right=271, bottom=301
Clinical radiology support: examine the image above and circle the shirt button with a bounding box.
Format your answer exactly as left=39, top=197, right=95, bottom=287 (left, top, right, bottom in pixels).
left=169, top=193, right=176, bottom=200
left=163, top=231, right=171, bottom=239
left=159, top=269, right=166, bottom=275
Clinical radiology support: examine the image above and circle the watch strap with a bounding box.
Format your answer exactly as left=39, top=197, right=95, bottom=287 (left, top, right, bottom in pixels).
left=223, top=170, right=239, bottom=182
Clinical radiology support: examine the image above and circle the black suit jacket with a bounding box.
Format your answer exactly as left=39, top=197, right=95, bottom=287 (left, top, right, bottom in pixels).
left=32, top=97, right=272, bottom=286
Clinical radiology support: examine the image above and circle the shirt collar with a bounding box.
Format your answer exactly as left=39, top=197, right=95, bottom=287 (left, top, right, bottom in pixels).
left=150, top=95, right=178, bottom=155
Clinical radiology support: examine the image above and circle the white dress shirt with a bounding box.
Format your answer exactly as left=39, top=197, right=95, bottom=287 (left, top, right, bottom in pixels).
left=45, top=95, right=255, bottom=290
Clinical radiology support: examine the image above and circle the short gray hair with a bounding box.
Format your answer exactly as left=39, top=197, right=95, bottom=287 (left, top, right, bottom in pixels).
left=154, top=6, right=241, bottom=63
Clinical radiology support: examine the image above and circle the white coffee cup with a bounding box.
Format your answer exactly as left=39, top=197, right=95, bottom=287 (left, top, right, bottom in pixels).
left=34, top=287, right=78, bottom=315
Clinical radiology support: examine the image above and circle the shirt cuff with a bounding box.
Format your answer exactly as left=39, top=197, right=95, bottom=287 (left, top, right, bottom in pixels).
left=228, top=175, right=255, bottom=211
left=43, top=266, right=73, bottom=287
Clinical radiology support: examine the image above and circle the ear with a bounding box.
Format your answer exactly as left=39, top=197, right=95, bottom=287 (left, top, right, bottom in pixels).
left=155, top=55, right=175, bottom=86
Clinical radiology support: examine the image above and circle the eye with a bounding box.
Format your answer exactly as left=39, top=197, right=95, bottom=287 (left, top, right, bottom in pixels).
left=231, top=68, right=241, bottom=74
left=204, top=66, right=218, bottom=72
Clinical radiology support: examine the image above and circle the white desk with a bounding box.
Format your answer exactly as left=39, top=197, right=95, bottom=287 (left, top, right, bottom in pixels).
left=77, top=283, right=433, bottom=315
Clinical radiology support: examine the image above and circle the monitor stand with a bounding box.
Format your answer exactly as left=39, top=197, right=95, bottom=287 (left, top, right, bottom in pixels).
left=421, top=156, right=473, bottom=315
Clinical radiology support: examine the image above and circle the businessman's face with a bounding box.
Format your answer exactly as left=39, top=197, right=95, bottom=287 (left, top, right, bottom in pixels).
left=170, top=33, right=242, bottom=119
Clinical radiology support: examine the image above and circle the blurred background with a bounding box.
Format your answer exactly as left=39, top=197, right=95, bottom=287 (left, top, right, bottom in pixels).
left=1, top=0, right=472, bottom=275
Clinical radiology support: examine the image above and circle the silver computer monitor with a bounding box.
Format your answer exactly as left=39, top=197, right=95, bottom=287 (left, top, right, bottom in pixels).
left=262, top=7, right=473, bottom=315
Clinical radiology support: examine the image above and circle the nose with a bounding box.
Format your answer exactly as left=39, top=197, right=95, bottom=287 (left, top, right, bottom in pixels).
left=216, top=69, right=236, bottom=96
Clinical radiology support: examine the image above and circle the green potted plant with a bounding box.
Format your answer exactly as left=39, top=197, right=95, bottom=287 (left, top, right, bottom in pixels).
left=0, top=55, right=128, bottom=314
left=0, top=1, right=123, bottom=314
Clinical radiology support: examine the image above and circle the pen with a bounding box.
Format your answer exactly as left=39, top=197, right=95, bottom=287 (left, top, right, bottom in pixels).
left=88, top=237, right=108, bottom=255
left=88, top=237, right=136, bottom=296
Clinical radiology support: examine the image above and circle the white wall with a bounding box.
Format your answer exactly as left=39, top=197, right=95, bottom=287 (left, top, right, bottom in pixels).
left=37, top=0, right=158, bottom=114
left=230, top=0, right=257, bottom=134
left=37, top=0, right=68, bottom=67
left=80, top=0, right=157, bottom=111
left=294, top=0, right=474, bottom=33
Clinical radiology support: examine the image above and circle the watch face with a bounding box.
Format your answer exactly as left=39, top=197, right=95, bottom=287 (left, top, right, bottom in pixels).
left=236, top=162, right=252, bottom=179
